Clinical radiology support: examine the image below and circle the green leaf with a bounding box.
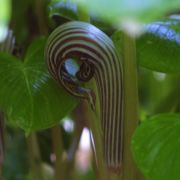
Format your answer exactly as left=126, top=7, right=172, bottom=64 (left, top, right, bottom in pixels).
left=72, top=0, right=180, bottom=23
left=49, top=0, right=113, bottom=34
left=132, top=113, right=180, bottom=180
left=0, top=37, right=77, bottom=133
left=49, top=1, right=78, bottom=20
left=137, top=17, right=180, bottom=73
left=113, top=17, right=180, bottom=74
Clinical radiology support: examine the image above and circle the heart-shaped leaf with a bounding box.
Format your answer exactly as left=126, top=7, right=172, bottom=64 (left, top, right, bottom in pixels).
left=132, top=113, right=180, bottom=180
left=0, top=37, right=77, bottom=133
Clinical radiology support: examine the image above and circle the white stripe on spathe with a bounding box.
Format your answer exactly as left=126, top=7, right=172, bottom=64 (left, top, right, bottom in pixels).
left=45, top=21, right=123, bottom=173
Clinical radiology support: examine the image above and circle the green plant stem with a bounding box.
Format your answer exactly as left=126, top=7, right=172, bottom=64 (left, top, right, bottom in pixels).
left=63, top=103, right=85, bottom=180
left=35, top=0, right=62, bottom=177
left=0, top=112, right=4, bottom=180
left=51, top=125, right=64, bottom=180
left=85, top=100, right=109, bottom=180
left=67, top=103, right=85, bottom=161
left=34, top=0, right=48, bottom=34
left=27, top=133, right=45, bottom=180
left=51, top=104, right=86, bottom=180
left=121, top=33, right=144, bottom=180
left=0, top=169, right=2, bottom=180
left=0, top=112, right=4, bottom=166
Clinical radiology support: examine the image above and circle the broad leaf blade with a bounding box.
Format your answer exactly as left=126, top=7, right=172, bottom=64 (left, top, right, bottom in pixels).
left=0, top=38, right=77, bottom=132
left=132, top=113, right=180, bottom=180
left=137, top=17, right=180, bottom=73
left=113, top=17, right=180, bottom=74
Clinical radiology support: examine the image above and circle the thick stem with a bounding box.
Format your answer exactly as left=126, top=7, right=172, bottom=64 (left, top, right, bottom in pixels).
left=51, top=105, right=88, bottom=180
left=121, top=33, right=144, bottom=180
left=63, top=103, right=85, bottom=180
left=67, top=103, right=85, bottom=162
left=51, top=112, right=83, bottom=180
left=0, top=112, right=4, bottom=180
left=34, top=0, right=48, bottom=34
left=84, top=100, right=109, bottom=180
left=0, top=168, right=2, bottom=180
left=0, top=112, right=4, bottom=167
left=51, top=125, right=64, bottom=180
left=27, top=133, right=45, bottom=180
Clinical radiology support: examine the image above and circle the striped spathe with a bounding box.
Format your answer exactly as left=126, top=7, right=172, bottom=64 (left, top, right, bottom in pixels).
left=45, top=21, right=123, bottom=173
